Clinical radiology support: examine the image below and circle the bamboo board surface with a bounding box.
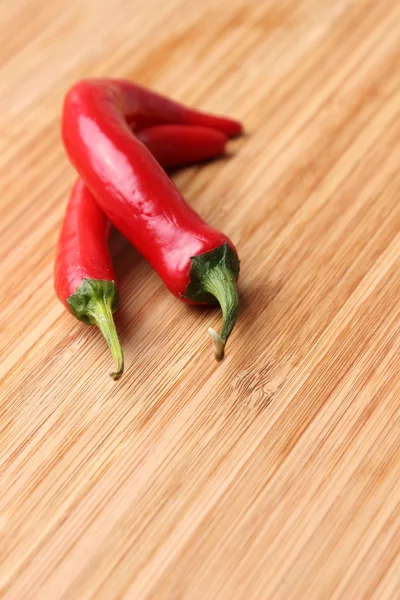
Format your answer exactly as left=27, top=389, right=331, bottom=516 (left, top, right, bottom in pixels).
left=1, top=0, right=400, bottom=598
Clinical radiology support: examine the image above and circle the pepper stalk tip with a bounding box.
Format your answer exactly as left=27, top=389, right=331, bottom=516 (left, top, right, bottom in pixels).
left=208, top=327, right=225, bottom=361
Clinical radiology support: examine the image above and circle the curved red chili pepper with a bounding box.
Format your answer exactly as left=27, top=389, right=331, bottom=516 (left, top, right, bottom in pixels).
left=54, top=179, right=123, bottom=379
left=56, top=120, right=234, bottom=378
left=62, top=79, right=241, bottom=361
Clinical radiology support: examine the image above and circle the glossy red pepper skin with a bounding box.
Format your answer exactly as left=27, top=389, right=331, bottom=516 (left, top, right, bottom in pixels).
left=62, top=78, right=241, bottom=360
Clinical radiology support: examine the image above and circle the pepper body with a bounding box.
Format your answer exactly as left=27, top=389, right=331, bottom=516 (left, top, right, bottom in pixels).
left=55, top=179, right=113, bottom=308
left=62, top=79, right=239, bottom=299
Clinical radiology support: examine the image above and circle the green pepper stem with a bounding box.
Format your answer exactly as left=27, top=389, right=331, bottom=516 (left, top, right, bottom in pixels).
left=203, top=264, right=239, bottom=361
left=91, top=300, right=124, bottom=380
left=183, top=243, right=240, bottom=361
left=67, top=279, right=124, bottom=380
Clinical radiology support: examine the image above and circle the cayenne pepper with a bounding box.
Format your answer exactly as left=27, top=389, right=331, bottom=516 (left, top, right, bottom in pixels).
left=56, top=108, right=240, bottom=378
left=62, top=79, right=242, bottom=362
left=54, top=179, right=123, bottom=379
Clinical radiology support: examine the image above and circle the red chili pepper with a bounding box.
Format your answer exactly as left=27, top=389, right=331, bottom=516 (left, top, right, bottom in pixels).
left=54, top=179, right=124, bottom=379
left=62, top=79, right=242, bottom=361
left=55, top=118, right=236, bottom=378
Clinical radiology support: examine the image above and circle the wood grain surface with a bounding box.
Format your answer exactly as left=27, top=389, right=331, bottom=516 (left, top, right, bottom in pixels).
left=1, top=0, right=400, bottom=598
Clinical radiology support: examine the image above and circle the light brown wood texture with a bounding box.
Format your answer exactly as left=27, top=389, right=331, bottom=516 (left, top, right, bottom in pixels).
left=1, top=0, right=400, bottom=598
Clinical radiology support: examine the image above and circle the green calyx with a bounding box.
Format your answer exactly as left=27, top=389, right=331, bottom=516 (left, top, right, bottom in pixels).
left=67, top=278, right=124, bottom=380
left=184, top=243, right=240, bottom=361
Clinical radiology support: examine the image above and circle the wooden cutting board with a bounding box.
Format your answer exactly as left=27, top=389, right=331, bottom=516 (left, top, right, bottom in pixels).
left=1, top=0, right=399, bottom=598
